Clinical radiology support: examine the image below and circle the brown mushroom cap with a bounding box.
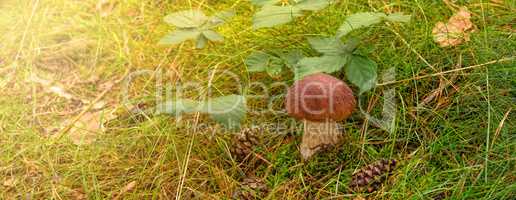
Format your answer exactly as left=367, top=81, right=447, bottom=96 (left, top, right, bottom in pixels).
left=285, top=73, right=356, bottom=122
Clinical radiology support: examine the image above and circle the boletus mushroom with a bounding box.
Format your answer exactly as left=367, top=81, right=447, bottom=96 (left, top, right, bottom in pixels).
left=285, top=73, right=356, bottom=160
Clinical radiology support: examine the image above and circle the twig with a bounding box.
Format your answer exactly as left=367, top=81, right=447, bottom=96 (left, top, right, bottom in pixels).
left=377, top=56, right=515, bottom=86
left=252, top=152, right=272, bottom=166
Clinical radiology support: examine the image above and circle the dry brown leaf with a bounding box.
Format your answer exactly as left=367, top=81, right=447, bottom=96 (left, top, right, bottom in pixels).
left=67, top=111, right=102, bottom=145
left=121, top=181, right=137, bottom=193
left=70, top=188, right=87, bottom=200
left=0, top=69, right=14, bottom=89
left=49, top=86, right=74, bottom=100
left=67, top=110, right=116, bottom=145
left=432, top=7, right=475, bottom=47
left=501, top=24, right=515, bottom=33
left=22, top=159, right=42, bottom=178
left=92, top=100, right=107, bottom=110
left=96, top=0, right=117, bottom=17
left=3, top=177, right=16, bottom=188
left=353, top=196, right=366, bottom=200
left=113, top=181, right=137, bottom=200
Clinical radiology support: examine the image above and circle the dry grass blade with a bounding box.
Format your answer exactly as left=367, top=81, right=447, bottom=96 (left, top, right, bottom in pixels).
left=377, top=57, right=515, bottom=86
left=28, top=74, right=79, bottom=102
left=491, top=108, right=512, bottom=148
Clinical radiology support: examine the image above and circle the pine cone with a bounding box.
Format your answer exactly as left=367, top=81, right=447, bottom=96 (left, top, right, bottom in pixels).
left=350, top=159, right=397, bottom=192
left=232, top=177, right=269, bottom=200
left=230, top=128, right=261, bottom=161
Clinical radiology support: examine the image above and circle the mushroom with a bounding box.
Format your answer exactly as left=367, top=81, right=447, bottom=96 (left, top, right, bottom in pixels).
left=285, top=73, right=356, bottom=160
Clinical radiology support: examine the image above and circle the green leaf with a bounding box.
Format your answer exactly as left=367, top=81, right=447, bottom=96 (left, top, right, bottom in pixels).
left=245, top=52, right=284, bottom=76
left=385, top=13, right=411, bottom=23
left=245, top=52, right=271, bottom=72
left=307, top=37, right=359, bottom=55
left=209, top=10, right=235, bottom=27
left=155, top=99, right=201, bottom=116
left=158, top=30, right=201, bottom=45
left=281, top=50, right=304, bottom=68
left=337, top=12, right=386, bottom=37
left=293, top=64, right=319, bottom=81
left=345, top=55, right=377, bottom=93
left=295, top=0, right=332, bottom=11
left=155, top=95, right=247, bottom=129
left=251, top=0, right=281, bottom=6
left=341, top=37, right=360, bottom=53
left=195, top=35, right=208, bottom=49
left=265, top=57, right=284, bottom=77
left=253, top=6, right=303, bottom=29
left=307, top=37, right=345, bottom=55
left=164, top=10, right=208, bottom=28
left=202, top=30, right=224, bottom=42
left=201, top=95, right=246, bottom=129
left=337, top=12, right=410, bottom=37
left=212, top=10, right=235, bottom=21
left=295, top=55, right=349, bottom=80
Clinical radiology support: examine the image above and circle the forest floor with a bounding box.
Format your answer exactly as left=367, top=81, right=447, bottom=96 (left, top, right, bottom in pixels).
left=0, top=0, right=515, bottom=199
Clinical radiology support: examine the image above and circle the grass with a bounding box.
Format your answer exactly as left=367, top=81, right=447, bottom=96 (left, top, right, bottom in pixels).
left=1, top=0, right=515, bottom=199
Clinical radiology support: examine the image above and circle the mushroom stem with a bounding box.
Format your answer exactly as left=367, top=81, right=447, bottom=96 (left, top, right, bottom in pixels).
left=300, top=120, right=342, bottom=160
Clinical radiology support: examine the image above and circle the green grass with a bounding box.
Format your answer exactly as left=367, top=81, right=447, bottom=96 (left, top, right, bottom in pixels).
left=1, top=0, right=515, bottom=199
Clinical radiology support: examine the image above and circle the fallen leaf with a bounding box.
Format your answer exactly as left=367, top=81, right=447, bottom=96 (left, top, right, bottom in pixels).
left=70, top=188, right=87, bottom=200
left=98, top=80, right=115, bottom=91
left=121, top=181, right=137, bottom=193
left=92, top=100, right=107, bottom=110
left=67, top=109, right=116, bottom=145
left=432, top=7, right=475, bottom=47
left=113, top=181, right=137, bottom=200
left=3, top=177, right=16, bottom=188
left=52, top=174, right=62, bottom=184
left=96, top=0, right=117, bottom=17
left=22, top=159, right=42, bottom=178
left=500, top=24, right=515, bottom=33
left=67, top=112, right=101, bottom=145
left=48, top=86, right=74, bottom=100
